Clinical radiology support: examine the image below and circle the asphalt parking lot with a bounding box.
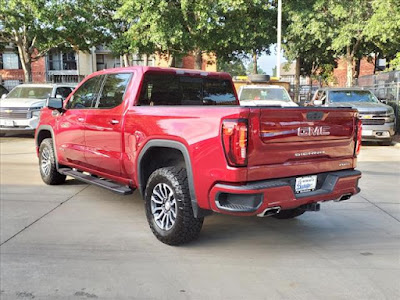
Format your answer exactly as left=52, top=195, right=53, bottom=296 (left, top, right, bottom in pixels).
left=1, top=136, right=399, bottom=300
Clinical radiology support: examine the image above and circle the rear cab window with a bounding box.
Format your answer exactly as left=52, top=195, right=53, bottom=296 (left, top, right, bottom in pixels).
left=138, top=73, right=237, bottom=106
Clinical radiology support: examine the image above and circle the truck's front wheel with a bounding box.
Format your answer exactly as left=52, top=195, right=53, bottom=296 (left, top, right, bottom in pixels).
left=39, top=138, right=66, bottom=185
left=144, top=167, right=203, bottom=245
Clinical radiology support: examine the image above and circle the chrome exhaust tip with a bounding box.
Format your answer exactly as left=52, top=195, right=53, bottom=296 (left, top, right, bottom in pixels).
left=335, top=193, right=352, bottom=202
left=257, top=206, right=281, bottom=217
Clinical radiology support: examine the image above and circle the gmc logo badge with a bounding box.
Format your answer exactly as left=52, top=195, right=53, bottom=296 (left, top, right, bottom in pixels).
left=298, top=126, right=330, bottom=137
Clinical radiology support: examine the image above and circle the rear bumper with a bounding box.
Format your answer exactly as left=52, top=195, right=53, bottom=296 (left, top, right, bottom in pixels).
left=209, top=169, right=361, bottom=216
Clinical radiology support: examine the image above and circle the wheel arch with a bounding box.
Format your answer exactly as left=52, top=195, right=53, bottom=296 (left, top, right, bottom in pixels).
left=137, top=139, right=211, bottom=218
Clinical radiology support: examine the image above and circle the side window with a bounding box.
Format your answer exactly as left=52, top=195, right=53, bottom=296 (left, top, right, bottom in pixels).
left=320, top=91, right=327, bottom=104
left=96, top=73, right=131, bottom=108
left=66, top=77, right=102, bottom=109
left=312, top=90, right=322, bottom=101
left=55, top=87, right=72, bottom=99
left=311, top=90, right=325, bottom=105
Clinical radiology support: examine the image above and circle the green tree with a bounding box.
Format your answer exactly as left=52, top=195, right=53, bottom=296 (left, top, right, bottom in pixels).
left=0, top=0, right=111, bottom=82
left=217, top=59, right=247, bottom=76
left=214, top=1, right=276, bottom=74
left=283, top=0, right=336, bottom=100
left=365, top=0, right=400, bottom=69
left=117, top=0, right=224, bottom=69
left=246, top=61, right=266, bottom=75
left=117, top=1, right=277, bottom=71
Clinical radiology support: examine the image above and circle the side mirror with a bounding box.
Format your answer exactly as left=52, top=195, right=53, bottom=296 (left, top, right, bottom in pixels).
left=313, top=99, right=323, bottom=106
left=46, top=97, right=64, bottom=111
left=379, top=99, right=388, bottom=104
left=1, top=94, right=7, bottom=99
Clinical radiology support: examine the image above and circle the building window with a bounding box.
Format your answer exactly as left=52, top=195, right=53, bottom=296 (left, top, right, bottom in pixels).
left=63, top=52, right=77, bottom=70
left=48, top=51, right=77, bottom=71
left=2, top=53, right=19, bottom=69
left=96, top=54, right=106, bottom=70
left=48, top=52, right=62, bottom=70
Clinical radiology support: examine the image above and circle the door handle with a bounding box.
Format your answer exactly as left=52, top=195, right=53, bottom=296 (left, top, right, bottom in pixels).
left=110, top=119, right=119, bottom=125
left=78, top=117, right=84, bottom=122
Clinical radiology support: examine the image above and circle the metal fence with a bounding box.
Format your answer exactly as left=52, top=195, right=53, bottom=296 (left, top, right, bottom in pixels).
left=0, top=72, right=84, bottom=91
left=356, top=71, right=400, bottom=132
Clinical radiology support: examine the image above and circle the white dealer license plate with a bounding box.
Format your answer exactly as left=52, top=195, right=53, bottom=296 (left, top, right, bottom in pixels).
left=295, top=175, right=317, bottom=194
left=362, top=130, right=373, bottom=136
left=0, top=119, right=14, bottom=127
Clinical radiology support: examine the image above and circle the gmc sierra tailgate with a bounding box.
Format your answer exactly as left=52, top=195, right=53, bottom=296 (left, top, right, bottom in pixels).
left=247, top=107, right=358, bottom=180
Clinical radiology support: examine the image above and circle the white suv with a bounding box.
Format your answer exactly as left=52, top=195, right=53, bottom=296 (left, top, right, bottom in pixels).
left=0, top=83, right=75, bottom=136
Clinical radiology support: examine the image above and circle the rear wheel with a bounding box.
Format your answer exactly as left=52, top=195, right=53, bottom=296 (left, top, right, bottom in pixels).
left=144, top=167, right=203, bottom=245
left=39, top=138, right=66, bottom=185
left=272, top=208, right=305, bottom=219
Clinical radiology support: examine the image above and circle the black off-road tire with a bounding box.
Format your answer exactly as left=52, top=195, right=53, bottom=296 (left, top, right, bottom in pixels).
left=39, top=138, right=66, bottom=185
left=144, top=167, right=204, bottom=245
left=272, top=208, right=305, bottom=219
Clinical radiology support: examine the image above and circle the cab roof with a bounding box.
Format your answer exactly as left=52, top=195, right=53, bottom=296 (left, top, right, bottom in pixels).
left=88, top=66, right=232, bottom=80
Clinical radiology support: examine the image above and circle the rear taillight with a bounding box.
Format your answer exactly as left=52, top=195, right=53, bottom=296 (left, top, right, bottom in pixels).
left=355, top=117, right=362, bottom=156
left=222, top=119, right=248, bottom=167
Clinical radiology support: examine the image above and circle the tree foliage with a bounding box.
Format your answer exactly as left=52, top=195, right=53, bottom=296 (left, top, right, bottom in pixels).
left=217, top=59, right=247, bottom=76
left=116, top=0, right=277, bottom=70
left=0, top=0, right=112, bottom=81
left=283, top=0, right=400, bottom=87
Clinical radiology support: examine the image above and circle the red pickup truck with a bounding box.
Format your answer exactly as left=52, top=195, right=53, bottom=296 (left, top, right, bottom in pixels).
left=36, top=67, right=362, bottom=245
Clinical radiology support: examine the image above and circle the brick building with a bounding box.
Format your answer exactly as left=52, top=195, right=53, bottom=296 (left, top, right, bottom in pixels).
left=333, top=57, right=375, bottom=87
left=279, top=57, right=377, bottom=88
left=0, top=45, right=216, bottom=91
left=0, top=45, right=46, bottom=90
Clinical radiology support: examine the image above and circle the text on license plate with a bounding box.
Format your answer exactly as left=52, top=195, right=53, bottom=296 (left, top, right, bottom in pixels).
left=295, top=175, right=317, bottom=193
left=0, top=119, right=14, bottom=127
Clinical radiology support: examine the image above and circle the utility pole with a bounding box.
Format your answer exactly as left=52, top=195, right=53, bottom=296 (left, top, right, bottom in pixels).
left=276, top=0, right=282, bottom=79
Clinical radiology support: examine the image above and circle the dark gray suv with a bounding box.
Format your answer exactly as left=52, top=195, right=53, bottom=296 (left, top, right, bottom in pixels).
left=310, top=88, right=395, bottom=145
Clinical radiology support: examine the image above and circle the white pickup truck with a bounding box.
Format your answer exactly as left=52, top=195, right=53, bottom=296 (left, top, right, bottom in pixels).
left=0, top=83, right=75, bottom=136
left=238, top=85, right=298, bottom=107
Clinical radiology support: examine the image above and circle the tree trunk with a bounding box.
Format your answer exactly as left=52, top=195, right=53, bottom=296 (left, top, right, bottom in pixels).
left=123, top=53, right=129, bottom=67
left=194, top=49, right=202, bottom=70
left=346, top=46, right=354, bottom=87
left=144, top=54, right=149, bottom=66
left=294, top=58, right=301, bottom=103
left=15, top=42, right=32, bottom=82
left=354, top=57, right=361, bottom=83
left=168, top=54, right=175, bottom=67
left=252, top=51, right=258, bottom=74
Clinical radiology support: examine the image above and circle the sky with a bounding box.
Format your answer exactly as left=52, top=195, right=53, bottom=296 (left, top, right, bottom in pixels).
left=256, top=44, right=287, bottom=76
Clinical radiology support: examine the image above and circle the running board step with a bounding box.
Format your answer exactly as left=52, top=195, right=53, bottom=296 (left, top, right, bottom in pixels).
left=59, top=168, right=133, bottom=195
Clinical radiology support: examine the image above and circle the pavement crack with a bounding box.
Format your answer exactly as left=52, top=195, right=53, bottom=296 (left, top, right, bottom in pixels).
left=0, top=185, right=89, bottom=247
left=359, top=194, right=400, bottom=223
